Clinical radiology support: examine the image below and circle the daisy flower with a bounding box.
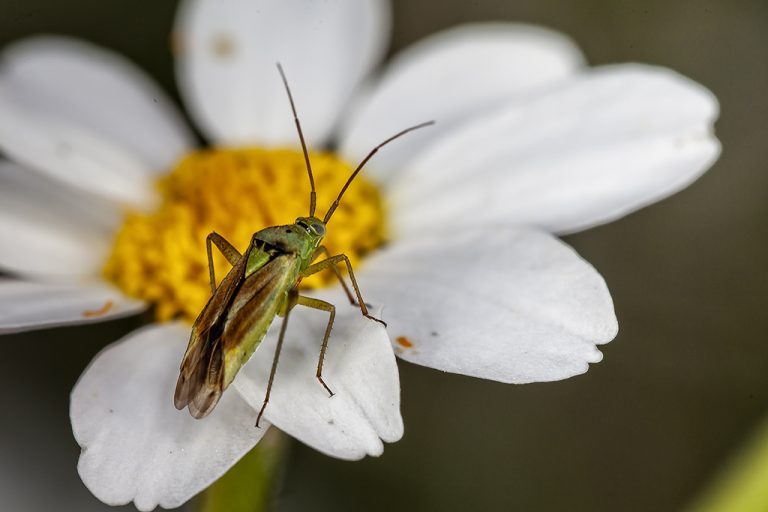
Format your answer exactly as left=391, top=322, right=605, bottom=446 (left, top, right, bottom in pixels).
left=0, top=0, right=719, bottom=510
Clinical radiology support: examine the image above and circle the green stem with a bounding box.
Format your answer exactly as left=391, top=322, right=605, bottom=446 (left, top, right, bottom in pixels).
left=687, top=417, right=768, bottom=512
left=197, top=429, right=289, bottom=512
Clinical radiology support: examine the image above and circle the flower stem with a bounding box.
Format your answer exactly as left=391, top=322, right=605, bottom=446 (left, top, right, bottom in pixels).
left=687, top=417, right=768, bottom=512
left=198, top=429, right=289, bottom=512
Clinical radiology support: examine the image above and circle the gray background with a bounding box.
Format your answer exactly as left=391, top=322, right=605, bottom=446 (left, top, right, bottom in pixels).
left=0, top=0, right=766, bottom=511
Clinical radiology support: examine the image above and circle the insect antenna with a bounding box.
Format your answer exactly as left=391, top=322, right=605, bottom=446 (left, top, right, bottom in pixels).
left=323, top=120, right=435, bottom=224
left=276, top=62, right=317, bottom=217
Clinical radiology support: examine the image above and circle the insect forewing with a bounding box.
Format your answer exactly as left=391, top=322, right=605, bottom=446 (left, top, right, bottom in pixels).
left=220, top=253, right=298, bottom=387
left=174, top=242, right=299, bottom=419
left=174, top=247, right=247, bottom=414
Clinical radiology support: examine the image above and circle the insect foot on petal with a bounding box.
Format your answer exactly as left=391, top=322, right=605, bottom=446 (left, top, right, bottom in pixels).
left=317, top=376, right=335, bottom=397
left=365, top=313, right=387, bottom=327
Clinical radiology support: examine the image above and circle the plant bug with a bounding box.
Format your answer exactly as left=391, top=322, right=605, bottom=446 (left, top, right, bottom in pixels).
left=174, top=63, right=433, bottom=427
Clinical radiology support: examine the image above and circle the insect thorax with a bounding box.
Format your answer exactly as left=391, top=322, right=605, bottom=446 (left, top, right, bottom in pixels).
left=252, top=221, right=323, bottom=265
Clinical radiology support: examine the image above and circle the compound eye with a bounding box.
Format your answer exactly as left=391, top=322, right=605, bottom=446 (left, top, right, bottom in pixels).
left=311, top=222, right=326, bottom=236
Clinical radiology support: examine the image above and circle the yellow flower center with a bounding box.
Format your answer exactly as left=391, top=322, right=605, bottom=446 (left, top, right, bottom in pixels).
left=104, top=148, right=386, bottom=322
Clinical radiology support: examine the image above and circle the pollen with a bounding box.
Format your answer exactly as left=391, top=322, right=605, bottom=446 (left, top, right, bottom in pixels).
left=103, top=148, right=386, bottom=322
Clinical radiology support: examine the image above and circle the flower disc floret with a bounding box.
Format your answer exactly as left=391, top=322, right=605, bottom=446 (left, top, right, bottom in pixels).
left=104, top=148, right=386, bottom=321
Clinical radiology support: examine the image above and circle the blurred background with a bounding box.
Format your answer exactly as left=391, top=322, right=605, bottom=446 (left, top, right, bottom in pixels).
left=0, top=0, right=767, bottom=510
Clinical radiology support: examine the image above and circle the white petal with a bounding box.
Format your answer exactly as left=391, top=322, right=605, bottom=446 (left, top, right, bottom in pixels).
left=175, top=0, right=390, bottom=146
left=0, top=37, right=194, bottom=174
left=345, top=227, right=617, bottom=383
left=71, top=323, right=267, bottom=511
left=0, top=37, right=184, bottom=208
left=339, top=23, right=584, bottom=183
left=0, top=279, right=145, bottom=333
left=391, top=64, right=721, bottom=236
left=0, top=92, right=153, bottom=208
left=0, top=160, right=117, bottom=278
left=233, top=304, right=402, bottom=460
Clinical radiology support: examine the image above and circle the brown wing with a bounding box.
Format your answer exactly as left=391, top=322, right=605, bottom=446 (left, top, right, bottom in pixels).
left=174, top=248, right=296, bottom=419
left=173, top=248, right=248, bottom=418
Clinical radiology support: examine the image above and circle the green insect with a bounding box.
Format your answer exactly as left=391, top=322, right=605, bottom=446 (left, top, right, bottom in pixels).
left=174, top=63, right=433, bottom=427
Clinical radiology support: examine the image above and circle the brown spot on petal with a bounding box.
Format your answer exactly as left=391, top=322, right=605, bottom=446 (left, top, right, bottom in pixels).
left=82, top=300, right=114, bottom=318
left=211, top=33, right=236, bottom=58
left=396, top=336, right=414, bottom=348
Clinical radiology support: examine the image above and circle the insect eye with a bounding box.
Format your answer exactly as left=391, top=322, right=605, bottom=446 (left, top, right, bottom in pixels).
left=311, top=222, right=326, bottom=236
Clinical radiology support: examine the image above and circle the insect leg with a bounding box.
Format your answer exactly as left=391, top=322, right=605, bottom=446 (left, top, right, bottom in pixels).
left=310, top=246, right=355, bottom=305
left=310, top=245, right=328, bottom=263
left=297, top=295, right=336, bottom=397
left=301, top=254, right=386, bottom=327
left=206, top=232, right=241, bottom=294
left=255, top=288, right=298, bottom=428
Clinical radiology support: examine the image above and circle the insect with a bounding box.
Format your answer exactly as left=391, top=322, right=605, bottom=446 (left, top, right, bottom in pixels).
left=174, top=63, right=433, bottom=427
